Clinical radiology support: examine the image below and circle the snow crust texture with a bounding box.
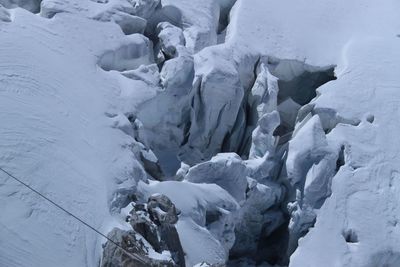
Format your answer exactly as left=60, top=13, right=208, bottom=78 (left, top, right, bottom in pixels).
left=0, top=0, right=400, bottom=267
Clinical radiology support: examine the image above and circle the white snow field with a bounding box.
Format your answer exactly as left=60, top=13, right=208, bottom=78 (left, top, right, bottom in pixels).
left=0, top=0, right=399, bottom=267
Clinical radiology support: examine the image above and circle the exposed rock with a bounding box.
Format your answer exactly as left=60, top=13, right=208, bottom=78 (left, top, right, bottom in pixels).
left=129, top=202, right=161, bottom=252
left=104, top=194, right=185, bottom=266
left=159, top=224, right=185, bottom=267
left=121, top=194, right=186, bottom=267
left=138, top=180, right=239, bottom=265
left=147, top=193, right=179, bottom=225
left=101, top=228, right=176, bottom=267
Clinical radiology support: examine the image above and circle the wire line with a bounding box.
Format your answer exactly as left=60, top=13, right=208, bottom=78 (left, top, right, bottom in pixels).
left=0, top=166, right=148, bottom=265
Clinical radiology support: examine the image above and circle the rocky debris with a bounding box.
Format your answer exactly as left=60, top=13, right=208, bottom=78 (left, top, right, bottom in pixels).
left=137, top=180, right=240, bottom=265
left=104, top=194, right=185, bottom=267
left=147, top=194, right=180, bottom=224
left=101, top=228, right=176, bottom=267
left=129, top=203, right=161, bottom=251
left=132, top=194, right=185, bottom=266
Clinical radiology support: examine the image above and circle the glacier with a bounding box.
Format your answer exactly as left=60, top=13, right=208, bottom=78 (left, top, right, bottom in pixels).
left=0, top=0, right=400, bottom=267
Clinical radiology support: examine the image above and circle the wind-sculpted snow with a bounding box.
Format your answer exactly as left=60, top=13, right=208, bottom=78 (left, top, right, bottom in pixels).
left=1, top=0, right=399, bottom=266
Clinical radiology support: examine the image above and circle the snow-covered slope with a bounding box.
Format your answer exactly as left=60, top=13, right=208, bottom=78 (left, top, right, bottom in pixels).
left=1, top=0, right=399, bottom=266
left=0, top=8, right=146, bottom=267
left=228, top=0, right=400, bottom=266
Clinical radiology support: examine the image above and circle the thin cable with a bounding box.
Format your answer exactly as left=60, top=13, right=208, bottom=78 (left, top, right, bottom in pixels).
left=0, top=166, right=148, bottom=265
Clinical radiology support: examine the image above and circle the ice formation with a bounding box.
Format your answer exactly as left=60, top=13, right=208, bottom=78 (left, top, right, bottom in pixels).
left=0, top=0, right=399, bottom=267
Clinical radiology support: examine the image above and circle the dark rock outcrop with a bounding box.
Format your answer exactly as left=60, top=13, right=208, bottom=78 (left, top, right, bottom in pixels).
left=102, top=194, right=185, bottom=267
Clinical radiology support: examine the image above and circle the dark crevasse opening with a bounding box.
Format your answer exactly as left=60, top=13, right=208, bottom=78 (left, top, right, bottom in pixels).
left=217, top=0, right=236, bottom=34
left=277, top=68, right=336, bottom=106
left=99, top=16, right=341, bottom=263
left=230, top=58, right=337, bottom=160
left=272, top=61, right=336, bottom=143
left=227, top=59, right=338, bottom=266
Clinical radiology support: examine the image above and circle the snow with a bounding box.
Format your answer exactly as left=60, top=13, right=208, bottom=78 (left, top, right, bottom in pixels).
left=139, top=180, right=239, bottom=265
left=0, top=8, right=148, bottom=267
left=226, top=0, right=400, bottom=266
left=185, top=153, right=248, bottom=202
left=1, top=0, right=400, bottom=266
